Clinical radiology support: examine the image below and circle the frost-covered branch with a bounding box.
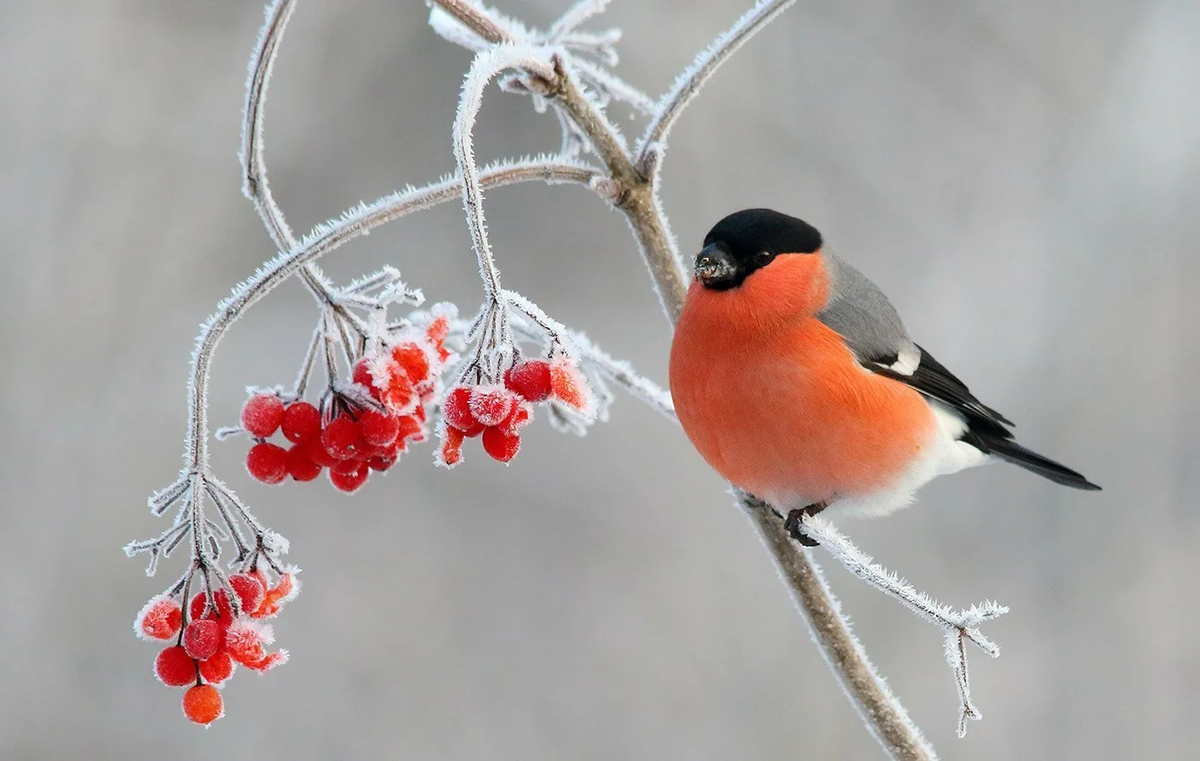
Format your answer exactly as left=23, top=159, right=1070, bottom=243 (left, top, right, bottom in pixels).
left=241, top=0, right=384, bottom=340
left=183, top=157, right=598, bottom=469
left=453, top=45, right=558, bottom=300
left=801, top=514, right=1009, bottom=738
left=637, top=0, right=797, bottom=162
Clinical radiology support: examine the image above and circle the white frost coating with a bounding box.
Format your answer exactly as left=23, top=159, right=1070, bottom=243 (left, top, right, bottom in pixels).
left=744, top=507, right=938, bottom=759
left=453, top=45, right=559, bottom=300
left=637, top=0, right=797, bottom=160
left=570, top=58, right=657, bottom=115
left=547, top=0, right=611, bottom=40
left=801, top=514, right=1008, bottom=737
left=427, top=0, right=532, bottom=47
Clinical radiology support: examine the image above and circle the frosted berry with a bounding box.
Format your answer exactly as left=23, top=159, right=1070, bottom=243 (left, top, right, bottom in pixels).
left=504, top=360, right=552, bottom=402
left=360, top=409, right=400, bottom=447
left=500, top=403, right=532, bottom=436
left=198, top=652, right=234, bottom=685
left=182, top=684, right=224, bottom=725
left=426, top=315, right=452, bottom=361
left=136, top=596, right=182, bottom=641
left=392, top=343, right=430, bottom=382
left=302, top=436, right=340, bottom=468
left=380, top=369, right=415, bottom=413
left=246, top=442, right=288, bottom=484
left=321, top=415, right=362, bottom=460
left=482, top=427, right=521, bottom=463
left=367, top=452, right=397, bottom=471
left=395, top=414, right=425, bottom=442
left=443, top=387, right=477, bottom=431
left=469, top=387, right=516, bottom=427
left=155, top=646, right=196, bottom=687
left=329, top=462, right=369, bottom=493
left=183, top=619, right=224, bottom=661
left=439, top=426, right=464, bottom=467
left=228, top=573, right=266, bottom=614
left=253, top=573, right=295, bottom=619
left=189, top=589, right=232, bottom=626
left=281, top=401, right=321, bottom=443
left=550, top=361, right=593, bottom=414
left=352, top=357, right=383, bottom=400
left=285, top=443, right=322, bottom=482
left=241, top=393, right=284, bottom=438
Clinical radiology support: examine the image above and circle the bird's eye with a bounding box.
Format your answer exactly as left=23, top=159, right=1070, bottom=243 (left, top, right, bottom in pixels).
left=754, top=251, right=775, bottom=267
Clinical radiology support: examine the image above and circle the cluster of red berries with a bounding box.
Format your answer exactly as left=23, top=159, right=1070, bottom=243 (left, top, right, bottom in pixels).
left=239, top=317, right=452, bottom=493
left=439, top=357, right=593, bottom=466
left=136, top=571, right=297, bottom=725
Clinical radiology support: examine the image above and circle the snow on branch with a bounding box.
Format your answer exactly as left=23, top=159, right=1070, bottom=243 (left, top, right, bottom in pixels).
left=800, top=514, right=1009, bottom=738
left=637, top=0, right=797, bottom=161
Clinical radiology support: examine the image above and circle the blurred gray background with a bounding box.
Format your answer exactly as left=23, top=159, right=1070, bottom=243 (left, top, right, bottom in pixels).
left=2, top=0, right=1197, bottom=759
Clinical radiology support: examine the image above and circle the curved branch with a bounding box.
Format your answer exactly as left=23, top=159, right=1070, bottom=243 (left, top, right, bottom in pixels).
left=240, top=0, right=354, bottom=314
left=181, top=159, right=600, bottom=470
left=453, top=45, right=558, bottom=299
left=636, top=0, right=797, bottom=162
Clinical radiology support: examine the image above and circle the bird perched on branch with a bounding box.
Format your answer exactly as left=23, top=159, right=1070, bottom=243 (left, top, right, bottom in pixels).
left=669, top=208, right=1099, bottom=544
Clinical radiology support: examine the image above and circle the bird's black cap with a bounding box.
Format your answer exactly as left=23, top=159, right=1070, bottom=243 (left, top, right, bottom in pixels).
left=696, top=209, right=822, bottom=290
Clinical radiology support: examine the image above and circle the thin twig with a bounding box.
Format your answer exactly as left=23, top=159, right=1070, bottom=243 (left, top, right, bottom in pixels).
left=637, top=0, right=797, bottom=162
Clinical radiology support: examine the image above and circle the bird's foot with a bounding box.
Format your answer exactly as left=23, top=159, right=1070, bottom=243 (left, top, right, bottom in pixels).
left=785, top=503, right=828, bottom=547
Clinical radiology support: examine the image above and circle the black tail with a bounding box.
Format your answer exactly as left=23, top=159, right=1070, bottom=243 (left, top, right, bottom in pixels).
left=962, top=432, right=1101, bottom=490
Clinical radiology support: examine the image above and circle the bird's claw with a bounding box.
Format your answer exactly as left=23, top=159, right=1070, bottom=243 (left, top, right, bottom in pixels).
left=785, top=503, right=827, bottom=547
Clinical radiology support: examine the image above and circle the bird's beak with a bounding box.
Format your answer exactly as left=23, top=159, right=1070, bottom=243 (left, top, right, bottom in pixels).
left=695, top=243, right=738, bottom=288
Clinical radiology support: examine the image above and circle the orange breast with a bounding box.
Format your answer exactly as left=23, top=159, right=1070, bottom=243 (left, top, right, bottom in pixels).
left=670, top=274, right=935, bottom=504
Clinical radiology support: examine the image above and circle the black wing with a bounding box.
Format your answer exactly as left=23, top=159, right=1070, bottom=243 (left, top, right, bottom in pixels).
left=868, top=344, right=1013, bottom=434
left=868, top=345, right=1100, bottom=490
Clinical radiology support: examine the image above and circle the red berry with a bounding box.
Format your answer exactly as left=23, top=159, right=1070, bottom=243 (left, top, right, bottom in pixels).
left=469, top=387, right=516, bottom=427
left=183, top=619, right=224, bottom=661
left=482, top=427, right=521, bottom=463
left=360, top=409, right=400, bottom=447
left=331, top=456, right=365, bottom=475
left=550, top=361, right=593, bottom=414
left=439, top=426, right=464, bottom=467
left=198, top=651, right=234, bottom=685
left=155, top=646, right=196, bottom=687
left=246, top=442, right=287, bottom=484
left=500, top=402, right=532, bottom=435
left=189, top=590, right=232, bottom=626
left=228, top=574, right=266, bottom=614
left=240, top=393, right=284, bottom=438
left=504, top=360, right=552, bottom=402
left=352, top=357, right=383, bottom=400
left=395, top=415, right=425, bottom=442
left=285, top=443, right=322, bottom=482
left=367, top=452, right=397, bottom=471
left=391, top=343, right=430, bottom=382
left=182, top=684, right=223, bottom=725
left=303, top=436, right=340, bottom=468
left=321, top=415, right=362, bottom=460
left=136, top=596, right=182, bottom=641
left=381, top=370, right=415, bottom=413
left=281, top=401, right=321, bottom=443
left=329, top=462, right=369, bottom=492
left=443, top=387, right=477, bottom=431
left=426, top=317, right=452, bottom=361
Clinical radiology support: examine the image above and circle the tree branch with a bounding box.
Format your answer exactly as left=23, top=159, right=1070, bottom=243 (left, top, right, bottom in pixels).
left=427, top=1, right=939, bottom=756
left=637, top=0, right=797, bottom=162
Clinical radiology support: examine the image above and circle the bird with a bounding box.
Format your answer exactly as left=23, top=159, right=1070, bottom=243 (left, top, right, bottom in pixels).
left=669, top=208, right=1099, bottom=544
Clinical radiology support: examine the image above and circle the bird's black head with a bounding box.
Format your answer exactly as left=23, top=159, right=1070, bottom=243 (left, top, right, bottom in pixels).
left=695, top=208, right=823, bottom=290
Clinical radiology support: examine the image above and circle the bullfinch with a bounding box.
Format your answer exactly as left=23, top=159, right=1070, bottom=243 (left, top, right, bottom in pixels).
left=669, top=208, right=1099, bottom=544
